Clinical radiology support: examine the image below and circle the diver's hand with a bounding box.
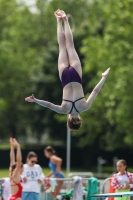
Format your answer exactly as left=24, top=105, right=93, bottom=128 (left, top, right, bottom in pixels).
left=25, top=94, right=35, bottom=102
left=102, top=68, right=110, bottom=78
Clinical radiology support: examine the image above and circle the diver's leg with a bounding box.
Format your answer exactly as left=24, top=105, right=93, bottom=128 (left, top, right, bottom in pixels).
left=62, top=11, right=82, bottom=77
left=54, top=10, right=69, bottom=80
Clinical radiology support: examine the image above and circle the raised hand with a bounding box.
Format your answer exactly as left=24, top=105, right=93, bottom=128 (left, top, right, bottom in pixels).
left=102, top=68, right=110, bottom=78
left=10, top=138, right=20, bottom=147
left=9, top=137, right=14, bottom=146
left=25, top=94, right=35, bottom=103
left=13, top=138, right=20, bottom=147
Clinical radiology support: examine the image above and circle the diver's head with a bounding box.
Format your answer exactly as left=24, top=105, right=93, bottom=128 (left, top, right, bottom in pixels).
left=67, top=114, right=82, bottom=131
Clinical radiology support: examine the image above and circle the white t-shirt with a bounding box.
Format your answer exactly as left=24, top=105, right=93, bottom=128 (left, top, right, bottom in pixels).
left=22, top=164, right=45, bottom=193
left=2, top=178, right=11, bottom=200
left=117, top=174, right=133, bottom=188
left=117, top=174, right=130, bottom=184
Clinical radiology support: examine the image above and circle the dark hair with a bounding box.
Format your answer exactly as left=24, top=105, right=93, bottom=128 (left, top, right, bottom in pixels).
left=67, top=118, right=82, bottom=131
left=26, top=151, right=38, bottom=160
left=44, top=146, right=56, bottom=155
left=117, top=159, right=127, bottom=171
left=10, top=162, right=23, bottom=176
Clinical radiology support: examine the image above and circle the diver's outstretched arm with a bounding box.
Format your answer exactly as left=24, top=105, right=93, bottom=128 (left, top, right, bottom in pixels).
left=86, top=68, right=110, bottom=109
left=25, top=94, right=64, bottom=114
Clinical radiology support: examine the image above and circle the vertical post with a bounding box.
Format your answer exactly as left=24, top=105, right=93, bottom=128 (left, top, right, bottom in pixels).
left=66, top=115, right=71, bottom=178
left=97, top=156, right=106, bottom=176
left=97, top=157, right=102, bottom=176
left=113, top=156, right=118, bottom=173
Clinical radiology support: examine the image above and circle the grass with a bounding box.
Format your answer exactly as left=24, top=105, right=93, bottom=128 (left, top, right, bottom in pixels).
left=0, top=167, right=90, bottom=178
left=0, top=167, right=94, bottom=178
left=0, top=169, right=9, bottom=178
left=0, top=168, right=67, bottom=178
left=1, top=166, right=133, bottom=178
left=0, top=167, right=96, bottom=178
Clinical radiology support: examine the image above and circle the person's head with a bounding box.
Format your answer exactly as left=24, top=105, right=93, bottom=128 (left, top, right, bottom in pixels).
left=10, top=162, right=23, bottom=176
left=26, top=151, right=38, bottom=166
left=67, top=117, right=82, bottom=131
left=116, top=159, right=127, bottom=173
left=44, top=146, right=56, bottom=158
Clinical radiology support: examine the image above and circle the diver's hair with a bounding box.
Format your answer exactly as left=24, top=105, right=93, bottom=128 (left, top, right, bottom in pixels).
left=44, top=146, right=57, bottom=155
left=26, top=151, right=38, bottom=161
left=10, top=162, right=23, bottom=176
left=67, top=118, right=82, bottom=131
left=117, top=159, right=127, bottom=171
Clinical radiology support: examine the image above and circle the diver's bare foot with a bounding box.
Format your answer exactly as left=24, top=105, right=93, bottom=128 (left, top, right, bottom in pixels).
left=54, top=9, right=62, bottom=19
left=56, top=9, right=66, bottom=19
left=59, top=10, right=67, bottom=18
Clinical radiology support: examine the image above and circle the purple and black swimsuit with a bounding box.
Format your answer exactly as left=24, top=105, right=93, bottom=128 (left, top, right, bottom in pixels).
left=61, top=66, right=84, bottom=114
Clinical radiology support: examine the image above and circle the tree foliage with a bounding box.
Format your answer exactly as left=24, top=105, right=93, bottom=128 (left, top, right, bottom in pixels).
left=81, top=0, right=133, bottom=150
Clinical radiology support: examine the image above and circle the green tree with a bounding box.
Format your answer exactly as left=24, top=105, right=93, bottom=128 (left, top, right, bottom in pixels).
left=0, top=0, right=43, bottom=138
left=81, top=0, right=133, bottom=150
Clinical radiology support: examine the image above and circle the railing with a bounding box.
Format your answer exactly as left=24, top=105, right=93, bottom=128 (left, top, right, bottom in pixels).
left=101, top=177, right=111, bottom=194
left=41, top=177, right=89, bottom=200
left=1, top=175, right=107, bottom=200
left=68, top=172, right=94, bottom=178
left=0, top=177, right=90, bottom=200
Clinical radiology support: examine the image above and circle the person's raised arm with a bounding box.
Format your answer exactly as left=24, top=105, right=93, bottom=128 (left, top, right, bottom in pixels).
left=25, top=94, right=64, bottom=114
left=12, top=139, right=22, bottom=177
left=86, top=68, right=110, bottom=109
left=9, top=138, right=15, bottom=167
left=16, top=139, right=22, bottom=164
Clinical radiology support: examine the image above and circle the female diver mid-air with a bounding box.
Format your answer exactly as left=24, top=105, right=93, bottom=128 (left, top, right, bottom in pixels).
left=25, top=9, right=110, bottom=131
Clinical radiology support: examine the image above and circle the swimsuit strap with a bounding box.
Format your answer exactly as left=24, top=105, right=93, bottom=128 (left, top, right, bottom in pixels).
left=11, top=179, right=22, bottom=186
left=63, top=99, right=74, bottom=114
left=11, top=180, right=18, bottom=186
left=74, top=97, right=85, bottom=103
left=63, top=97, right=85, bottom=114
left=72, top=97, right=85, bottom=113
left=69, top=102, right=77, bottom=114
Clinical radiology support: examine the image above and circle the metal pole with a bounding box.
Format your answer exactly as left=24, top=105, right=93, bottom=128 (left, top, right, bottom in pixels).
left=66, top=115, right=71, bottom=178
left=97, top=157, right=102, bottom=175
left=113, top=156, right=118, bottom=173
